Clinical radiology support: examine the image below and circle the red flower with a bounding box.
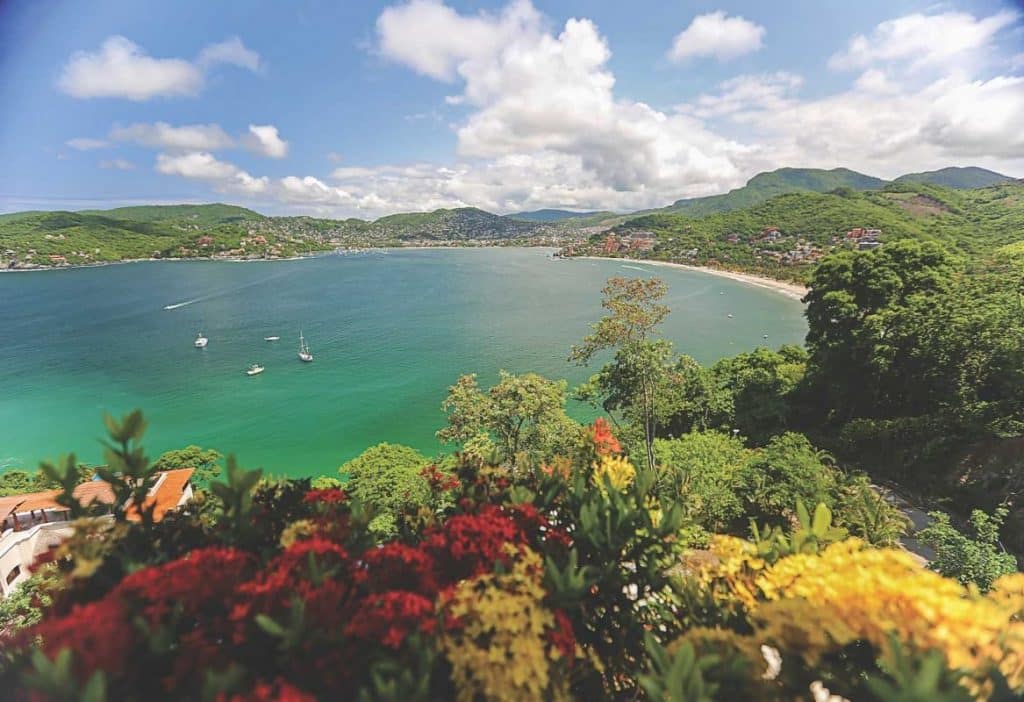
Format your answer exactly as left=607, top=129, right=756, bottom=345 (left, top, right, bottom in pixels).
left=304, top=488, right=348, bottom=504
left=359, top=543, right=439, bottom=596
left=548, top=610, right=576, bottom=663
left=590, top=418, right=621, bottom=456
left=420, top=464, right=461, bottom=492
left=344, top=591, right=435, bottom=649
left=116, top=547, right=252, bottom=624
left=424, top=504, right=525, bottom=579
left=29, top=598, right=135, bottom=681
left=217, top=678, right=317, bottom=702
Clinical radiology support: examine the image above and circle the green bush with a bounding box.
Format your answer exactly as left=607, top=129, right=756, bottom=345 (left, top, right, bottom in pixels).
left=652, top=432, right=751, bottom=532
left=741, top=432, right=841, bottom=526
left=339, top=443, right=431, bottom=530
left=918, top=506, right=1017, bottom=591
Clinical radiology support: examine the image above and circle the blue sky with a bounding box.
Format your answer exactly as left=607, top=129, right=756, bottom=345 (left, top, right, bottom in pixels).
left=1, top=0, right=1021, bottom=217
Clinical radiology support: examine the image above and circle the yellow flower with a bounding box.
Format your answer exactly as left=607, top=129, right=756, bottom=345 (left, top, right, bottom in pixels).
left=592, top=455, right=636, bottom=493
left=440, top=545, right=571, bottom=702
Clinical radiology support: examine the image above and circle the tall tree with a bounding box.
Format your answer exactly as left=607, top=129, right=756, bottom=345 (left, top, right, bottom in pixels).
left=571, top=277, right=671, bottom=471
left=437, top=371, right=579, bottom=464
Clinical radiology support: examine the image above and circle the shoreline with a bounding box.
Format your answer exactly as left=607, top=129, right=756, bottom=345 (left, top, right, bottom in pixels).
left=578, top=256, right=808, bottom=301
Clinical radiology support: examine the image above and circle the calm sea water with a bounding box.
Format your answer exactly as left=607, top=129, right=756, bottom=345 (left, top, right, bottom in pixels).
left=0, top=249, right=806, bottom=477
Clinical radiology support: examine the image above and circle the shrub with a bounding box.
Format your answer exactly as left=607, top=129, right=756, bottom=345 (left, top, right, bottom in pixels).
left=918, top=506, right=1018, bottom=591
left=740, top=432, right=841, bottom=526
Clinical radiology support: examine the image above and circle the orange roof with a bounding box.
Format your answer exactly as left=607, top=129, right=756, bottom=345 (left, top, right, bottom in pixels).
left=0, top=469, right=193, bottom=524
left=129, top=468, right=194, bottom=522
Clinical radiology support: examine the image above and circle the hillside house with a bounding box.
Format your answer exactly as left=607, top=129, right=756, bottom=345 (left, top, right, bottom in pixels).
left=0, top=469, right=194, bottom=598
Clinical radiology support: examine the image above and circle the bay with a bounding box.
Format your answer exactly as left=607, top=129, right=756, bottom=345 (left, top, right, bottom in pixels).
left=0, top=248, right=806, bottom=477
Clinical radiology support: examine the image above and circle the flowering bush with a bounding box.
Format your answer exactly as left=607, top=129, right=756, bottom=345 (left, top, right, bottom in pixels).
left=0, top=413, right=1021, bottom=701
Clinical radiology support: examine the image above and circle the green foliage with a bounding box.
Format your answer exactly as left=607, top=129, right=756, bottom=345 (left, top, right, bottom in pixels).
left=0, top=567, right=59, bottom=638
left=837, top=479, right=909, bottom=547
left=708, top=345, right=807, bottom=445
left=741, top=433, right=840, bottom=526
left=340, top=443, right=430, bottom=533
left=437, top=371, right=580, bottom=463
left=209, top=455, right=264, bottom=546
left=310, top=476, right=344, bottom=489
left=639, top=636, right=718, bottom=702
left=0, top=470, right=40, bottom=496
left=652, top=432, right=751, bottom=532
left=750, top=500, right=848, bottom=561
left=893, top=166, right=1013, bottom=190
left=918, top=507, right=1017, bottom=591
left=865, top=637, right=973, bottom=702
left=152, top=445, right=223, bottom=485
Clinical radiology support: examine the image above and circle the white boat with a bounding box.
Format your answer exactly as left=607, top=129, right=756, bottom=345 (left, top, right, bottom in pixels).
left=194, top=333, right=208, bottom=348
left=298, top=331, right=313, bottom=363
left=264, top=336, right=280, bottom=342
left=727, top=314, right=734, bottom=319
left=246, top=363, right=264, bottom=376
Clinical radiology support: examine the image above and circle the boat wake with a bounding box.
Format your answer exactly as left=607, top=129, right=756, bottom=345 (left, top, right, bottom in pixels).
left=163, top=299, right=199, bottom=310
left=621, top=265, right=646, bottom=271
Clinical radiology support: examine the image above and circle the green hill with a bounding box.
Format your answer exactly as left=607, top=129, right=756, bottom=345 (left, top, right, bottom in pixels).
left=893, top=166, right=1015, bottom=190
left=508, top=209, right=612, bottom=222
left=79, top=203, right=265, bottom=225
left=372, top=207, right=541, bottom=240
left=599, top=180, right=1024, bottom=282
left=659, top=167, right=888, bottom=218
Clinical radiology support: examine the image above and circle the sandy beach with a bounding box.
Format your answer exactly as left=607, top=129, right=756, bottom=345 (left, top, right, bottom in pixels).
left=580, top=257, right=808, bottom=302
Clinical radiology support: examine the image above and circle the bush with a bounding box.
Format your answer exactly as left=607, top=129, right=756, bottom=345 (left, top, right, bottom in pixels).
left=740, top=432, right=841, bottom=525
left=918, top=506, right=1018, bottom=591
left=339, top=443, right=432, bottom=535
left=652, top=432, right=751, bottom=532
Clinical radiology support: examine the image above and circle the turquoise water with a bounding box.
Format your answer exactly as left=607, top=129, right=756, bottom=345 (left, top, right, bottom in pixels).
left=0, top=249, right=806, bottom=477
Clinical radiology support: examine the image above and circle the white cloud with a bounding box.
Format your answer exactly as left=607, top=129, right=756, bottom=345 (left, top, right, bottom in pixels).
left=99, top=159, right=135, bottom=170
left=197, top=36, right=261, bottom=72
left=66, top=137, right=109, bottom=151
left=242, top=124, right=289, bottom=158
left=155, top=152, right=268, bottom=194
left=376, top=0, right=541, bottom=81
left=668, top=11, right=765, bottom=62
left=111, top=122, right=235, bottom=151
left=829, top=10, right=1019, bottom=71
left=680, top=72, right=802, bottom=118
left=58, top=35, right=261, bottom=100
left=155, top=3, right=1023, bottom=218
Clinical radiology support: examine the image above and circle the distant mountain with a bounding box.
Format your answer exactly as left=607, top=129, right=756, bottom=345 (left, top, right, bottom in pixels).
left=508, top=209, right=611, bottom=222
left=893, top=167, right=1014, bottom=190
left=372, top=207, right=540, bottom=240
left=661, top=168, right=888, bottom=218
left=79, top=203, right=265, bottom=225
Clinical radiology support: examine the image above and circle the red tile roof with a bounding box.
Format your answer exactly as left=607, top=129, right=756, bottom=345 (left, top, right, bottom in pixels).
left=0, top=469, right=193, bottom=524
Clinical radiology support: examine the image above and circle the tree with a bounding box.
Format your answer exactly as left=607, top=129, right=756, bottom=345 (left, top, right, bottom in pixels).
left=571, top=277, right=671, bottom=472
left=652, top=431, right=751, bottom=533
left=918, top=506, right=1017, bottom=591
left=437, top=371, right=580, bottom=463
left=709, top=345, right=807, bottom=445
left=803, top=240, right=957, bottom=425
left=0, top=470, right=39, bottom=496
left=153, top=445, right=224, bottom=485
left=741, top=432, right=841, bottom=526
left=339, top=443, right=430, bottom=537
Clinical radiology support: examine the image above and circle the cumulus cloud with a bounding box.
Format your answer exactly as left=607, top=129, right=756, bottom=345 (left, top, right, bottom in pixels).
left=155, top=3, right=1023, bottom=218
left=242, top=124, right=289, bottom=158
left=668, top=11, right=765, bottom=62
left=58, top=35, right=261, bottom=100
left=66, top=137, right=109, bottom=151
left=155, top=152, right=268, bottom=194
left=111, top=122, right=235, bottom=151
left=829, top=10, right=1019, bottom=71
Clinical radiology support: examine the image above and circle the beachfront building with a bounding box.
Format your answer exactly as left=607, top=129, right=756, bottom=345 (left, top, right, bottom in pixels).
left=0, top=469, right=194, bottom=597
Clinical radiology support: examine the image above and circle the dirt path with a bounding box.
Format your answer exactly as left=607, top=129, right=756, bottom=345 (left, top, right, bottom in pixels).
left=874, top=484, right=936, bottom=565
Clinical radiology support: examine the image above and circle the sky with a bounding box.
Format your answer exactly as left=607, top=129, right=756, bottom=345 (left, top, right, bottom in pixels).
left=0, top=0, right=1022, bottom=218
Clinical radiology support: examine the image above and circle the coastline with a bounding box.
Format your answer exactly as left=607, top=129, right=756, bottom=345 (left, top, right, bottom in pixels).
left=578, top=256, right=808, bottom=301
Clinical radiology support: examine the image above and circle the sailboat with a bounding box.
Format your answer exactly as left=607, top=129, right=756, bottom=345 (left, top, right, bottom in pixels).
left=194, top=332, right=208, bottom=348
left=298, top=331, right=313, bottom=363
